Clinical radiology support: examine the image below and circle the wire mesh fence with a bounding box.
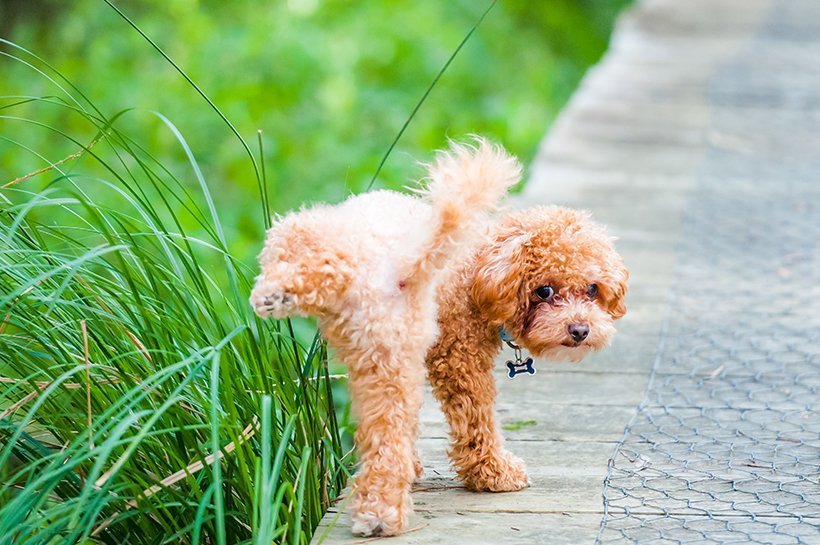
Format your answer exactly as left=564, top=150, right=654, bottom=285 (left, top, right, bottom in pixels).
left=596, top=5, right=820, bottom=543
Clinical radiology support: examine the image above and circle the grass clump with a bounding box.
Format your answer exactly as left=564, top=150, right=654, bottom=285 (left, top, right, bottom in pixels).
left=0, top=40, right=347, bottom=544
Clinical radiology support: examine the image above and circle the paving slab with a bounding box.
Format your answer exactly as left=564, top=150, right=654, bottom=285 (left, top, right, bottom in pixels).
left=314, top=513, right=606, bottom=545
left=420, top=403, right=638, bottom=443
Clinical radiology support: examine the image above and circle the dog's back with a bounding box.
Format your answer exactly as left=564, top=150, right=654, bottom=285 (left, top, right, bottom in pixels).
left=295, top=139, right=523, bottom=300
left=321, top=190, right=436, bottom=295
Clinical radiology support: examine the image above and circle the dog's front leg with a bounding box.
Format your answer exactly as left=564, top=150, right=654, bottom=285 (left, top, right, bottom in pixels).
left=345, top=343, right=423, bottom=537
left=426, top=335, right=530, bottom=492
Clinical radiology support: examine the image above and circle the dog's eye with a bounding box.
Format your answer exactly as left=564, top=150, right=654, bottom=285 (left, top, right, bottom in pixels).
left=587, top=284, right=599, bottom=298
left=535, top=285, right=555, bottom=301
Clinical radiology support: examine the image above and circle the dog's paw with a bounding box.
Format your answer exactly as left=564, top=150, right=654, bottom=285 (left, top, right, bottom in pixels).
left=460, top=450, right=531, bottom=492
left=412, top=452, right=424, bottom=480
left=350, top=495, right=408, bottom=537
left=249, top=287, right=295, bottom=318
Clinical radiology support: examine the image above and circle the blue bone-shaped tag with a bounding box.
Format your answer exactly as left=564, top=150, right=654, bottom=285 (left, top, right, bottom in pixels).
left=500, top=328, right=536, bottom=379
left=506, top=357, right=536, bottom=379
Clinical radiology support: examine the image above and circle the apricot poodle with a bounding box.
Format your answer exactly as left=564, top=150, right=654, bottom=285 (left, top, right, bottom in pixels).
left=250, top=139, right=628, bottom=537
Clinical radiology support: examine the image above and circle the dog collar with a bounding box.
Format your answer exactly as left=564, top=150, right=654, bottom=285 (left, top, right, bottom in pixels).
left=499, top=328, right=535, bottom=379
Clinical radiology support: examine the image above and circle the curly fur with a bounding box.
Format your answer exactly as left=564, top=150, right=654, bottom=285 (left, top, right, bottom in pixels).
left=426, top=206, right=628, bottom=492
left=250, top=138, right=520, bottom=537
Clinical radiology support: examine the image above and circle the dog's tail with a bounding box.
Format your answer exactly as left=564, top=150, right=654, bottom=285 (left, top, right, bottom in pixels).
left=406, top=137, right=521, bottom=287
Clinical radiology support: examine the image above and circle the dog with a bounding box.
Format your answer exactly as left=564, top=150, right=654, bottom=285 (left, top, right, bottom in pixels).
left=425, top=205, right=628, bottom=493
left=250, top=139, right=521, bottom=536
left=250, top=139, right=628, bottom=536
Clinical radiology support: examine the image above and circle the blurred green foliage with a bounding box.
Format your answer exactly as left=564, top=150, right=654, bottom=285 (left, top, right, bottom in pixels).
left=0, top=0, right=629, bottom=267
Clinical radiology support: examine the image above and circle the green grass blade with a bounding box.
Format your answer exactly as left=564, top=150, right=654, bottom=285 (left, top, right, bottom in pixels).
left=366, top=0, right=498, bottom=190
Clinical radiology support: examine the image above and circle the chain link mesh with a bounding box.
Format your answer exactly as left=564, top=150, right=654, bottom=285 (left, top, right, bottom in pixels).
left=596, top=4, right=820, bottom=543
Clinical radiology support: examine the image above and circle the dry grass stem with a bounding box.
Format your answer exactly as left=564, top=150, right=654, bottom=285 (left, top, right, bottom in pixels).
left=2, top=133, right=105, bottom=189
left=81, top=320, right=94, bottom=450
left=76, top=276, right=152, bottom=362
left=0, top=389, right=42, bottom=419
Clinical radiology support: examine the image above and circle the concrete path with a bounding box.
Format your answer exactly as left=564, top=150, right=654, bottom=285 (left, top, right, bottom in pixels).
left=313, top=0, right=820, bottom=543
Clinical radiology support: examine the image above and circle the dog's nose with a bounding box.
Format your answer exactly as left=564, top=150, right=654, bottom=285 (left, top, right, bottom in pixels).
left=568, top=323, right=590, bottom=342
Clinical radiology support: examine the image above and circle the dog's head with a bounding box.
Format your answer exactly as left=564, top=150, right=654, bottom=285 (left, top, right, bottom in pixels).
left=471, top=206, right=628, bottom=363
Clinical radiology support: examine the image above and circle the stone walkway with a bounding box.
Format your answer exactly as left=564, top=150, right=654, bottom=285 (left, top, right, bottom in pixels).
left=313, top=0, right=820, bottom=543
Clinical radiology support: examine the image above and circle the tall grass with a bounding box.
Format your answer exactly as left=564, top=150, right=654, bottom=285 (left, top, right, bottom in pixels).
left=0, top=38, right=348, bottom=543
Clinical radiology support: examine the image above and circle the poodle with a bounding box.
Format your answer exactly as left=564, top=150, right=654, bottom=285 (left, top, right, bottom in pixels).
left=425, top=205, right=628, bottom=493
left=250, top=139, right=521, bottom=536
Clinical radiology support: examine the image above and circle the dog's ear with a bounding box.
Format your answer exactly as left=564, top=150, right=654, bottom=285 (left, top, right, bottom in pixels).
left=600, top=259, right=629, bottom=319
left=471, top=232, right=529, bottom=325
